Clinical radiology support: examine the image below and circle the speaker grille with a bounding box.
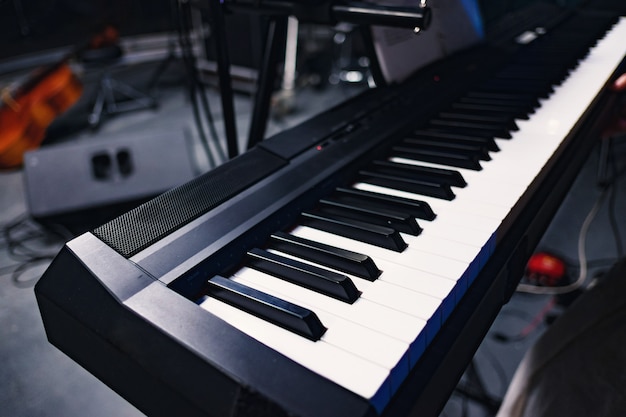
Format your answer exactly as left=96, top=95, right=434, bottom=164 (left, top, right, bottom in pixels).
left=92, top=149, right=287, bottom=258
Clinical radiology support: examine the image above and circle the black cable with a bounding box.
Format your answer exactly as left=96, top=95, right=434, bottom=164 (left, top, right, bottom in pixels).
left=607, top=181, right=624, bottom=257
left=10, top=256, right=54, bottom=288
left=529, top=140, right=626, bottom=283
left=495, top=296, right=556, bottom=343
left=181, top=1, right=227, bottom=162
left=175, top=0, right=216, bottom=168
left=454, top=360, right=502, bottom=415
left=440, top=392, right=468, bottom=417
left=1, top=215, right=65, bottom=288
left=204, top=0, right=238, bottom=159
left=197, top=76, right=227, bottom=162
left=476, top=345, right=509, bottom=397
left=1, top=215, right=65, bottom=257
left=607, top=147, right=624, bottom=257
left=461, top=392, right=469, bottom=417
left=490, top=307, right=539, bottom=343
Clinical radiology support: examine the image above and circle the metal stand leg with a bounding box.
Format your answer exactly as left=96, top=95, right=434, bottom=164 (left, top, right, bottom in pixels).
left=88, top=71, right=157, bottom=129
left=12, top=0, right=30, bottom=36
left=272, top=16, right=299, bottom=117
left=207, top=0, right=239, bottom=159
left=246, top=16, right=288, bottom=150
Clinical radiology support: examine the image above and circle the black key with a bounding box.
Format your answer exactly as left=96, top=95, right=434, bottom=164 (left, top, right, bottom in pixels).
left=497, top=62, right=573, bottom=83
left=358, top=169, right=455, bottom=200
left=206, top=275, right=326, bottom=341
left=269, top=231, right=381, bottom=281
left=334, top=187, right=436, bottom=221
left=401, top=137, right=492, bottom=161
left=479, top=79, right=553, bottom=99
left=438, top=112, right=519, bottom=132
left=246, top=248, right=360, bottom=303
left=439, top=104, right=529, bottom=126
left=412, top=130, right=499, bottom=152
left=428, top=118, right=512, bottom=139
left=390, top=145, right=482, bottom=171
left=497, top=65, right=565, bottom=81
left=458, top=96, right=536, bottom=116
left=301, top=211, right=408, bottom=252
left=370, top=160, right=466, bottom=188
left=465, top=91, right=540, bottom=109
left=459, top=94, right=538, bottom=107
left=318, top=198, right=422, bottom=236
left=451, top=102, right=530, bottom=120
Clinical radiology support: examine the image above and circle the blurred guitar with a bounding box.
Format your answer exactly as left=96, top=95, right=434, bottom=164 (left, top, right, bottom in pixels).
left=0, top=26, right=119, bottom=169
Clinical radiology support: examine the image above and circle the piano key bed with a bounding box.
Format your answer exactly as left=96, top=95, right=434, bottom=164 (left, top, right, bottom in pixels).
left=36, top=8, right=626, bottom=417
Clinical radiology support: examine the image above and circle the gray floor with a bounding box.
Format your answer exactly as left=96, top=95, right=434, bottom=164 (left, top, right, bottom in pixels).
left=1, top=56, right=625, bottom=417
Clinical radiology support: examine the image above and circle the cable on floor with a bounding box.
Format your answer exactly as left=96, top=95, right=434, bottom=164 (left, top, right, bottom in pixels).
left=0, top=214, right=67, bottom=288
left=517, top=139, right=626, bottom=295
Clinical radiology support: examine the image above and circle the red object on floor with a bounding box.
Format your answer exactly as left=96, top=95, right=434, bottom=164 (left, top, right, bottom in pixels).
left=526, top=252, right=567, bottom=286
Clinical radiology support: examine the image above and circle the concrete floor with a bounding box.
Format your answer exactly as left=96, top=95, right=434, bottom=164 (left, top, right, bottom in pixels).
left=1, top=53, right=625, bottom=417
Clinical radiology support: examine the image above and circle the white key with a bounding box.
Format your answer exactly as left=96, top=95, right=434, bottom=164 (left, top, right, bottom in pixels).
left=232, top=266, right=429, bottom=361
left=230, top=269, right=411, bottom=391
left=200, top=296, right=393, bottom=412
left=353, top=181, right=511, bottom=234
left=269, top=247, right=454, bottom=306
left=289, top=224, right=472, bottom=315
left=269, top=246, right=460, bottom=318
left=402, top=234, right=482, bottom=266
left=290, top=225, right=470, bottom=282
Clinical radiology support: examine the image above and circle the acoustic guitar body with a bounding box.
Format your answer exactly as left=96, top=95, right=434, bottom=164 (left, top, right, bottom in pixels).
left=0, top=64, right=83, bottom=169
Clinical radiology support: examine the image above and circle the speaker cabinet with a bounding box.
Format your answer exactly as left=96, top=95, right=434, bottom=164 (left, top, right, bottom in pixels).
left=23, top=132, right=198, bottom=233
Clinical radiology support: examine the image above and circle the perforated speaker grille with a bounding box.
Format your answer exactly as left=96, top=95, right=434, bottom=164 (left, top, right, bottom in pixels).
left=92, top=149, right=286, bottom=258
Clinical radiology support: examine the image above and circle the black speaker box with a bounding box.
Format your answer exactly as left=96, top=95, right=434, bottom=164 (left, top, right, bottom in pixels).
left=23, top=132, right=198, bottom=233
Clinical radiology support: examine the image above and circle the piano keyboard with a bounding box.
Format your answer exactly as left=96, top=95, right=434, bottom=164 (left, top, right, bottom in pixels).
left=35, top=6, right=626, bottom=417
left=198, top=14, right=626, bottom=412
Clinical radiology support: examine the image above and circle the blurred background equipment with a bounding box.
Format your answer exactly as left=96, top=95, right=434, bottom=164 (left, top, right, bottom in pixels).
left=22, top=131, right=197, bottom=233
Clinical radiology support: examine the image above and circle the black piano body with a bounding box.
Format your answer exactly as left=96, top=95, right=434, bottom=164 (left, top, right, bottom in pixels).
left=35, top=3, right=626, bottom=417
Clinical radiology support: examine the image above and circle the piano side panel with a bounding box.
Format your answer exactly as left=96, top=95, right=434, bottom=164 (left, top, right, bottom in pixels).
left=34, top=236, right=240, bottom=417
left=36, top=292, right=219, bottom=417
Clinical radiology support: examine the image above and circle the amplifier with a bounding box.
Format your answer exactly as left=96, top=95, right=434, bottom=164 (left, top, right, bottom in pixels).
left=23, top=131, right=198, bottom=233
